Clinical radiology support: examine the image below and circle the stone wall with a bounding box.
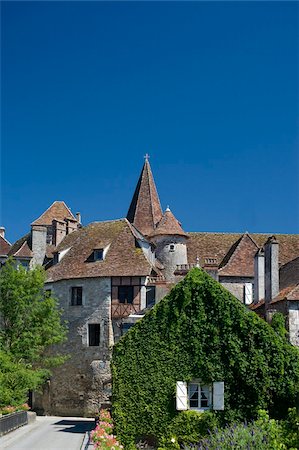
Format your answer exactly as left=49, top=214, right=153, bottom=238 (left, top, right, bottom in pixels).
left=288, top=302, right=299, bottom=346
left=219, top=276, right=254, bottom=303
left=34, top=277, right=112, bottom=417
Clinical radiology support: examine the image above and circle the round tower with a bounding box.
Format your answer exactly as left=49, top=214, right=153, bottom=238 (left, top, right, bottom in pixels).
left=150, top=207, right=188, bottom=282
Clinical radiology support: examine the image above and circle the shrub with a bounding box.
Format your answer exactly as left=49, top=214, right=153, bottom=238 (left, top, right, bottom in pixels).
left=91, top=410, right=123, bottom=450
left=165, top=410, right=218, bottom=446
left=112, top=269, right=299, bottom=446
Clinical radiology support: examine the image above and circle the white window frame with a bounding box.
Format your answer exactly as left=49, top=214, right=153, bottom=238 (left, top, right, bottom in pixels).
left=244, top=283, right=253, bottom=305
left=188, top=381, right=212, bottom=412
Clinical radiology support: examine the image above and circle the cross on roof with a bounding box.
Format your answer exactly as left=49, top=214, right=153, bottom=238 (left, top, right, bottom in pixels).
left=144, top=153, right=150, bottom=161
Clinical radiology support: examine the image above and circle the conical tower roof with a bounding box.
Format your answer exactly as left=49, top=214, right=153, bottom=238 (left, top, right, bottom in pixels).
left=150, top=207, right=188, bottom=238
left=126, top=158, right=163, bottom=236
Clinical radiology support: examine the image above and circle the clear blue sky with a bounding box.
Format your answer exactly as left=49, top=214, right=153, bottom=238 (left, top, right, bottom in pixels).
left=1, top=1, right=298, bottom=243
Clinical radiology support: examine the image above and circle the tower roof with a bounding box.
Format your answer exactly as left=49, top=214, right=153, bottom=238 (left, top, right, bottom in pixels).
left=126, top=159, right=163, bottom=236
left=150, top=207, right=188, bottom=238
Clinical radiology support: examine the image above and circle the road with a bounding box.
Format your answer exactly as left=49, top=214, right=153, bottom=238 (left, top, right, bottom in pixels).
left=0, top=416, right=95, bottom=450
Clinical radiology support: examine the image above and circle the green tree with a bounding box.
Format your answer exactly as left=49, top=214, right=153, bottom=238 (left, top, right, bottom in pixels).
left=0, top=259, right=67, bottom=368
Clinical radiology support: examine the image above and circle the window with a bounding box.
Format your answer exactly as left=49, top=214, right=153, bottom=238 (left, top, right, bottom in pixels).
left=93, top=249, right=103, bottom=261
left=118, top=286, right=134, bottom=304
left=85, top=249, right=104, bottom=262
left=71, top=286, right=83, bottom=306
left=88, top=324, right=100, bottom=346
left=121, top=323, right=135, bottom=336
left=169, top=244, right=175, bottom=252
left=189, top=383, right=211, bottom=410
left=146, top=286, right=156, bottom=307
left=176, top=381, right=224, bottom=411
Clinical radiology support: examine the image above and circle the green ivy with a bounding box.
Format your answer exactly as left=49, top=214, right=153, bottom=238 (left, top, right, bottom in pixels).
left=112, top=269, right=299, bottom=447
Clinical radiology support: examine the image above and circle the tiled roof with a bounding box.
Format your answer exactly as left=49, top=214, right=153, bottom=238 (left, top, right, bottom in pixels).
left=46, top=219, right=154, bottom=282
left=13, top=241, right=33, bottom=258
left=31, top=201, right=77, bottom=226
left=279, top=257, right=299, bottom=290
left=187, top=232, right=299, bottom=276
left=150, top=208, right=188, bottom=238
left=0, top=235, right=11, bottom=256
left=8, top=234, right=31, bottom=257
left=218, top=233, right=259, bottom=277
left=126, top=160, right=163, bottom=236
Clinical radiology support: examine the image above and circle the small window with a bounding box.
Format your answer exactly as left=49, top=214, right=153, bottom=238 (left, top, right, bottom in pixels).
left=71, top=286, right=83, bottom=306
left=121, top=323, right=135, bottom=336
left=188, top=383, right=211, bottom=410
left=93, top=249, right=103, bottom=261
left=146, top=286, right=156, bottom=307
left=88, top=324, right=100, bottom=346
left=169, top=244, right=175, bottom=252
left=118, top=286, right=134, bottom=304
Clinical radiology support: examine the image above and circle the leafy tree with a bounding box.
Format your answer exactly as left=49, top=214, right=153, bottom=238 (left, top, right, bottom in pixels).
left=0, top=259, right=67, bottom=368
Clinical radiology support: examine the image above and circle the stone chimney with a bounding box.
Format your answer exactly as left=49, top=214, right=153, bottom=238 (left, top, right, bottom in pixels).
left=52, top=219, right=67, bottom=246
left=76, top=212, right=81, bottom=224
left=264, top=236, right=279, bottom=304
left=254, top=249, right=265, bottom=303
left=0, top=227, right=5, bottom=239
left=31, top=225, right=47, bottom=266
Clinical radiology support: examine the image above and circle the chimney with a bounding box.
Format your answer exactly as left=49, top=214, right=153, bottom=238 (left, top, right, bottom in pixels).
left=76, top=212, right=81, bottom=224
left=52, top=219, right=67, bottom=246
left=0, top=227, right=5, bottom=239
left=264, top=236, right=279, bottom=304
left=254, top=249, right=265, bottom=303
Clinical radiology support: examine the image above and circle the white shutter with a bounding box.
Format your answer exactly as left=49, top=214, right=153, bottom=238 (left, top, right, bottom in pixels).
left=244, top=283, right=253, bottom=305
left=176, top=381, right=188, bottom=410
left=213, top=382, right=224, bottom=410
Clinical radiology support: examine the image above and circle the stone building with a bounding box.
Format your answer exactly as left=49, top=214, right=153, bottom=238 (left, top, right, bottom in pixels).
left=4, top=157, right=299, bottom=416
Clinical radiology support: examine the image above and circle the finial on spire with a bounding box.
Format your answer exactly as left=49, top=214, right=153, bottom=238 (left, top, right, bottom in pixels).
left=166, top=205, right=170, bottom=212
left=144, top=153, right=150, bottom=161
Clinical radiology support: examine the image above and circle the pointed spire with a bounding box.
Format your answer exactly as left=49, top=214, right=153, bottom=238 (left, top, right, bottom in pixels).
left=126, top=158, right=163, bottom=236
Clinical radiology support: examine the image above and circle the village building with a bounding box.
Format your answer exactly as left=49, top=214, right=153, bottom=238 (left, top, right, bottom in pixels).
left=4, top=157, right=299, bottom=416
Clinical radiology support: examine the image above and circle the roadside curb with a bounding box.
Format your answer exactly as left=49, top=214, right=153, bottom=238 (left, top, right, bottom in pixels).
left=81, top=431, right=93, bottom=450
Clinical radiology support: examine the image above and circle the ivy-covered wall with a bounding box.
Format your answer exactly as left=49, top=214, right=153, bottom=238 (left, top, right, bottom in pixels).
left=112, top=269, right=299, bottom=446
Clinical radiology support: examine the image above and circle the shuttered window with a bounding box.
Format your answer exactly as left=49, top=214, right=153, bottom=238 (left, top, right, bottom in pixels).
left=176, top=381, right=224, bottom=411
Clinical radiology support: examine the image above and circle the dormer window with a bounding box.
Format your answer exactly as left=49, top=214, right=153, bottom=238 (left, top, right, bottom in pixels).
left=86, top=248, right=104, bottom=262
left=93, top=249, right=103, bottom=261
left=169, top=244, right=175, bottom=252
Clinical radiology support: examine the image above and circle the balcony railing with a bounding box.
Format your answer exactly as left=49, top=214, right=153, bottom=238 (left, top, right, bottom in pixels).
left=147, top=275, right=166, bottom=284
left=175, top=263, right=198, bottom=272
left=111, top=303, right=139, bottom=319
left=0, top=411, right=28, bottom=436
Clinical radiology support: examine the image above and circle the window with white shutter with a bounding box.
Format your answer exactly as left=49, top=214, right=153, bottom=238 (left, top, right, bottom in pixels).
left=244, top=283, right=253, bottom=305
left=213, top=381, right=224, bottom=410
left=176, top=381, right=188, bottom=410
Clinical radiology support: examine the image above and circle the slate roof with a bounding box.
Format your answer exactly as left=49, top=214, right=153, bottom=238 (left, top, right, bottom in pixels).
left=8, top=234, right=31, bottom=257
left=150, top=208, right=188, bottom=238
left=0, top=235, right=11, bottom=256
left=31, top=201, right=77, bottom=226
left=126, top=160, right=163, bottom=236
left=187, top=232, right=299, bottom=277
left=46, top=219, right=155, bottom=282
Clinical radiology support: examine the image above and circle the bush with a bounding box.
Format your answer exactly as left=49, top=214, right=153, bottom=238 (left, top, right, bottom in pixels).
left=197, top=410, right=298, bottom=449
left=165, top=410, right=218, bottom=446
left=112, top=269, right=299, bottom=446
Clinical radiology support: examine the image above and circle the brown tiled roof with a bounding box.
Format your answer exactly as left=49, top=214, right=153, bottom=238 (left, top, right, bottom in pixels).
left=279, top=257, right=299, bottom=290
left=218, top=233, right=259, bottom=277
left=126, top=160, right=163, bottom=236
left=13, top=241, right=33, bottom=258
left=187, top=232, right=299, bottom=276
left=8, top=234, right=31, bottom=257
left=150, top=208, right=188, bottom=238
left=31, top=201, right=77, bottom=226
left=46, top=219, right=154, bottom=282
left=0, top=235, right=11, bottom=256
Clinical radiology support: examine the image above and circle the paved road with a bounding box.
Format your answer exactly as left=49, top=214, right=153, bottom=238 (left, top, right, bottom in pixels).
left=0, top=416, right=95, bottom=450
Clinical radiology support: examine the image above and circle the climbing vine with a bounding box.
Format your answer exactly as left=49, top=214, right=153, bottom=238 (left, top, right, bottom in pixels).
left=111, top=269, right=299, bottom=447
